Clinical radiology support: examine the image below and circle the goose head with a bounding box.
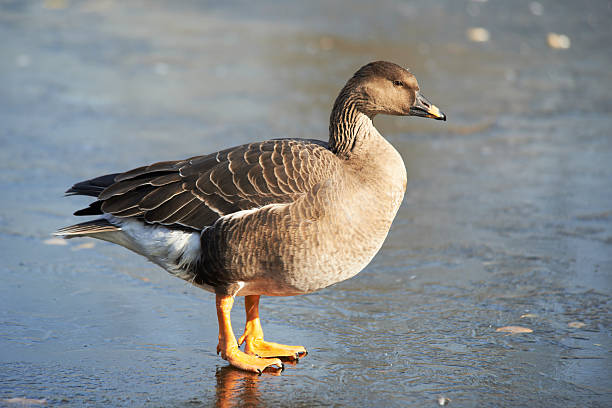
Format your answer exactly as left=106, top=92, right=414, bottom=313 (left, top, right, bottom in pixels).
left=343, top=61, right=446, bottom=121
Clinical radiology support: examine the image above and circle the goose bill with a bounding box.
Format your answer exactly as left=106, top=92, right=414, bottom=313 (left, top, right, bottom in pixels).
left=409, top=93, right=446, bottom=121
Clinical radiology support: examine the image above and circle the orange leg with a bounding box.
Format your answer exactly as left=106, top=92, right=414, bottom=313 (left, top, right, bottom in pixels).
left=216, top=294, right=283, bottom=374
left=238, top=295, right=308, bottom=360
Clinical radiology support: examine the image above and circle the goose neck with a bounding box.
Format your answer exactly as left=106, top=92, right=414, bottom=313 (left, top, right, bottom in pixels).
left=328, top=93, right=374, bottom=158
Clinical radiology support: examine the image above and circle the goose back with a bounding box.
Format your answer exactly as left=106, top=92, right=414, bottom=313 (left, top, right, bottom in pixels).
left=71, top=139, right=340, bottom=232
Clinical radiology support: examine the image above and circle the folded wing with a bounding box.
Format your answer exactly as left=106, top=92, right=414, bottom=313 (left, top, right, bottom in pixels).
left=69, top=139, right=337, bottom=231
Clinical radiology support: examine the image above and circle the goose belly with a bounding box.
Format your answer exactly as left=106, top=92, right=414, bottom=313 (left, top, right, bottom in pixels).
left=234, top=190, right=405, bottom=296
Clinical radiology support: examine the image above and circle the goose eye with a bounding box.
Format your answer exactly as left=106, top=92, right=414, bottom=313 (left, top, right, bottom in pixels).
left=392, top=80, right=404, bottom=87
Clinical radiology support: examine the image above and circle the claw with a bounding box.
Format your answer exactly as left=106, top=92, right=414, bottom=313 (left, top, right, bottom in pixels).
left=257, top=369, right=262, bottom=376
left=281, top=363, right=285, bottom=372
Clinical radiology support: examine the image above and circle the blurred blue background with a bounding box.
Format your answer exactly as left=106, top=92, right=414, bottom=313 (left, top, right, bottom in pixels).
left=1, top=1, right=611, bottom=406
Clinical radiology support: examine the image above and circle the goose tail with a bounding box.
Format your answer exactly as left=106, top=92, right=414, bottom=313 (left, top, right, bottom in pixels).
left=54, top=218, right=120, bottom=238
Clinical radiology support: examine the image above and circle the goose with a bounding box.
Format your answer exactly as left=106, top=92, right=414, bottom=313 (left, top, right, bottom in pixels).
left=56, top=61, right=446, bottom=374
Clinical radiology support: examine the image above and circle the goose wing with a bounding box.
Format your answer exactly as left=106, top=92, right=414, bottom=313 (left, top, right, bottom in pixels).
left=69, top=139, right=337, bottom=231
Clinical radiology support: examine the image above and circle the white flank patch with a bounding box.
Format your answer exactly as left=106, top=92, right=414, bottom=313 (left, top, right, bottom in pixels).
left=224, top=203, right=287, bottom=221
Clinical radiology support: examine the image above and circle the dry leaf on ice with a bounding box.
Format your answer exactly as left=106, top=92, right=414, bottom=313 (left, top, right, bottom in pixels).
left=496, top=326, right=533, bottom=334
